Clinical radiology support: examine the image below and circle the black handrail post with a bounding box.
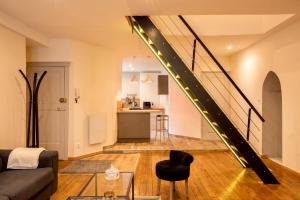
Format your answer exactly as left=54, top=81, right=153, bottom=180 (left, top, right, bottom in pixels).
left=192, top=39, right=197, bottom=72
left=178, top=15, right=265, bottom=122
left=247, top=108, right=252, bottom=141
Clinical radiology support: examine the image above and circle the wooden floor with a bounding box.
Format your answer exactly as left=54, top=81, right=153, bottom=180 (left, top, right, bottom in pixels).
left=104, top=133, right=226, bottom=152
left=53, top=153, right=140, bottom=200
left=53, top=151, right=300, bottom=200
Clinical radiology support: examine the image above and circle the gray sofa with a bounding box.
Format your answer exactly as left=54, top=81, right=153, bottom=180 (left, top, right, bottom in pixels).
left=0, top=150, right=58, bottom=200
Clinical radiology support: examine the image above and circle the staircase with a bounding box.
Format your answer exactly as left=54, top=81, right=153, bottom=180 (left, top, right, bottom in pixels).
left=128, top=16, right=279, bottom=184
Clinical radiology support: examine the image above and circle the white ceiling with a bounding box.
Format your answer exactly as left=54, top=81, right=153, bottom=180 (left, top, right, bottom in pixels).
left=152, top=15, right=294, bottom=36
left=0, top=0, right=299, bottom=57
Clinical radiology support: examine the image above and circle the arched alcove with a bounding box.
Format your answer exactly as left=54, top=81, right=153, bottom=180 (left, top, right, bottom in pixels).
left=262, top=71, right=282, bottom=161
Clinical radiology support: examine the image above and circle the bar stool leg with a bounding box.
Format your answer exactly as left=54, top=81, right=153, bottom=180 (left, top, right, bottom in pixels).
left=159, top=118, right=162, bottom=142
left=155, top=116, right=158, bottom=141
left=157, top=178, right=161, bottom=195
left=167, top=116, right=170, bottom=139
left=170, top=181, right=175, bottom=200
left=163, top=118, right=165, bottom=141
left=185, top=179, right=189, bottom=199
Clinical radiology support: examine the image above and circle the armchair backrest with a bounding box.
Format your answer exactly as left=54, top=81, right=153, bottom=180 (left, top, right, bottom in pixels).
left=170, top=150, right=194, bottom=166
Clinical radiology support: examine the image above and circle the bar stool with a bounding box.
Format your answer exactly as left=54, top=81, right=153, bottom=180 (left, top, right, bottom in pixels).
left=156, top=114, right=169, bottom=140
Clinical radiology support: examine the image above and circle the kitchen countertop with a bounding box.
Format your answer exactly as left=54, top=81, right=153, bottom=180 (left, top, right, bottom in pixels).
left=117, top=108, right=164, bottom=113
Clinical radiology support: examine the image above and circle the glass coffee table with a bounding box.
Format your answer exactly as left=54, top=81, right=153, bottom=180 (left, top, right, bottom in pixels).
left=68, top=172, right=134, bottom=200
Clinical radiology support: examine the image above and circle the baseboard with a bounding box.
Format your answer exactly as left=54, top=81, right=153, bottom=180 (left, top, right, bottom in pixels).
left=68, top=151, right=103, bottom=160
left=170, top=133, right=219, bottom=141
left=68, top=149, right=142, bottom=160
left=266, top=157, right=300, bottom=178
left=261, top=154, right=268, bottom=159
left=103, top=142, right=117, bottom=150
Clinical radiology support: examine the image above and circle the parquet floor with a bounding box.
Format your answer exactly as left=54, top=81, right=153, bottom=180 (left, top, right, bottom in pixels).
left=104, top=133, right=226, bottom=152
left=53, top=151, right=300, bottom=200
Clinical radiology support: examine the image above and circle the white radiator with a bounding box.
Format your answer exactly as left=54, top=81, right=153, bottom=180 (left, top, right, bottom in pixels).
left=88, top=113, right=106, bottom=144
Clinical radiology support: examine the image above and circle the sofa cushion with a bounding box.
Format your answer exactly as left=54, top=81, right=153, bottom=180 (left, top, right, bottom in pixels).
left=0, top=195, right=9, bottom=200
left=0, top=168, right=54, bottom=200
left=156, top=160, right=190, bottom=181
left=0, top=158, right=3, bottom=172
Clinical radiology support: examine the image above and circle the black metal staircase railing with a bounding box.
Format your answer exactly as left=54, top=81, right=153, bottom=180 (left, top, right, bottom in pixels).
left=178, top=15, right=264, bottom=122
left=150, top=15, right=261, bottom=144
left=128, top=16, right=279, bottom=184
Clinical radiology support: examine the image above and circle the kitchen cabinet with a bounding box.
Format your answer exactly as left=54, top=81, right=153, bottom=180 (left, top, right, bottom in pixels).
left=117, top=112, right=150, bottom=142
left=158, top=75, right=168, bottom=95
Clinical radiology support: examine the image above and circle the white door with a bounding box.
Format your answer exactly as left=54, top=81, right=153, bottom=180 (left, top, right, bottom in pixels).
left=27, top=66, right=67, bottom=160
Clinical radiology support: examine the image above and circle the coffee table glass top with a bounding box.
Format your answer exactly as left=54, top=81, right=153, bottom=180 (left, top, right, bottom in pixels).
left=69, top=172, right=133, bottom=200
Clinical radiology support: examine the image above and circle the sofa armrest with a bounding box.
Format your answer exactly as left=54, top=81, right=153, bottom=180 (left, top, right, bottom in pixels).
left=0, top=149, right=58, bottom=193
left=38, top=151, right=59, bottom=193
left=0, top=150, right=12, bottom=171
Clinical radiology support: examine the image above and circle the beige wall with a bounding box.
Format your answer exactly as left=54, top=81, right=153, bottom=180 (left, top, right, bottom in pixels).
left=168, top=56, right=230, bottom=139
left=169, top=76, right=202, bottom=138
left=0, top=25, right=26, bottom=148
left=27, top=38, right=121, bottom=157
left=230, top=19, right=300, bottom=172
left=69, top=40, right=121, bottom=156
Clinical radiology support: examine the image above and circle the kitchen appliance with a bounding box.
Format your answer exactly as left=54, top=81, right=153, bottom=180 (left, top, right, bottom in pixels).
left=143, top=101, right=152, bottom=109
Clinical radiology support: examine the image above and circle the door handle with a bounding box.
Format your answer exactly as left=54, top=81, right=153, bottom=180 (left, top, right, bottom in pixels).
left=59, top=98, right=67, bottom=103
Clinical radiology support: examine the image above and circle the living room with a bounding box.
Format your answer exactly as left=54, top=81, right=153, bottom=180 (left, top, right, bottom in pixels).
left=1, top=0, right=300, bottom=200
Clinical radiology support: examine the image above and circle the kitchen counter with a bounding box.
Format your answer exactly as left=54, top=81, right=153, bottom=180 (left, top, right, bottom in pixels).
left=117, top=109, right=164, bottom=143
left=117, top=109, right=164, bottom=113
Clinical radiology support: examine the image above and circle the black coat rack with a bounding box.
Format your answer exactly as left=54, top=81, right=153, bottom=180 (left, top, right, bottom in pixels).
left=19, top=69, right=47, bottom=148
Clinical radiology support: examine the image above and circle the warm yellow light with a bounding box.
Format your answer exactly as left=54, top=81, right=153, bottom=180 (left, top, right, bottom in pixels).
left=148, top=39, right=153, bottom=45
left=219, top=170, right=246, bottom=200
left=139, top=27, right=144, bottom=33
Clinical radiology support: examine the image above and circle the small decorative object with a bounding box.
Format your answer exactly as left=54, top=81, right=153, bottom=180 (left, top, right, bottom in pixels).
left=104, top=191, right=115, bottom=200
left=105, top=164, right=120, bottom=180
left=19, top=69, right=47, bottom=148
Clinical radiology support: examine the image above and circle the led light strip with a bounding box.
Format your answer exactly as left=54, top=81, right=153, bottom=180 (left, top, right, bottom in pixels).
left=132, top=20, right=247, bottom=167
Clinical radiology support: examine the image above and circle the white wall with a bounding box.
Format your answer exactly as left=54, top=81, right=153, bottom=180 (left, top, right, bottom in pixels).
left=70, top=40, right=121, bottom=156
left=0, top=25, right=26, bottom=148
left=121, top=72, right=140, bottom=99
left=169, top=76, right=202, bottom=138
left=27, top=38, right=121, bottom=157
left=139, top=72, right=160, bottom=108
left=168, top=56, right=230, bottom=139
left=121, top=71, right=163, bottom=108
left=230, top=19, right=300, bottom=172
left=0, top=10, right=48, bottom=46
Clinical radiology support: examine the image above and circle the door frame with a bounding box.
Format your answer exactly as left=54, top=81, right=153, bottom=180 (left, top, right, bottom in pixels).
left=26, top=62, right=70, bottom=160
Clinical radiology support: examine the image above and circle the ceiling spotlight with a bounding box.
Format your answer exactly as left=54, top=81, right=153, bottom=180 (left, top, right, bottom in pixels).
left=227, top=45, right=233, bottom=50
